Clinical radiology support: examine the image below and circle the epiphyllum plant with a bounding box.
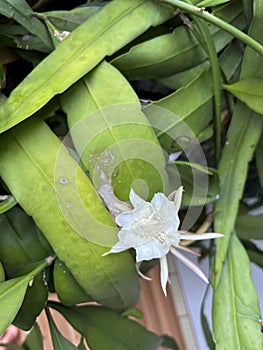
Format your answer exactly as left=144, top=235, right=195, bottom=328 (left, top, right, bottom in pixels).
left=104, top=187, right=223, bottom=295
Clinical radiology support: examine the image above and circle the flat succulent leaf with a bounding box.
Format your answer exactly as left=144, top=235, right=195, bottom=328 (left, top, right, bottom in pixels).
left=112, top=0, right=245, bottom=79
left=0, top=24, right=50, bottom=53
left=61, top=60, right=169, bottom=201
left=213, top=0, right=263, bottom=347
left=0, top=196, right=17, bottom=214
left=214, top=104, right=263, bottom=282
left=197, top=0, right=231, bottom=7
left=0, top=260, right=49, bottom=336
left=219, top=39, right=244, bottom=84
left=0, top=118, right=140, bottom=310
left=255, top=133, right=263, bottom=188
left=22, top=323, right=43, bottom=350
left=242, top=240, right=263, bottom=268
left=40, top=5, right=104, bottom=32
left=214, top=0, right=263, bottom=286
left=0, top=276, right=28, bottom=335
left=49, top=302, right=163, bottom=350
left=0, top=0, right=51, bottom=49
left=167, top=162, right=219, bottom=206
left=47, top=310, right=78, bottom=350
left=0, top=206, right=50, bottom=276
left=224, top=79, right=263, bottom=116
left=235, top=213, right=263, bottom=240
left=0, top=0, right=173, bottom=134
left=212, top=233, right=263, bottom=349
left=13, top=272, right=48, bottom=331
left=144, top=69, right=214, bottom=153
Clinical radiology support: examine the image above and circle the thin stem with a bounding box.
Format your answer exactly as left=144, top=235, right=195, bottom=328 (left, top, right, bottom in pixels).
left=158, top=0, right=263, bottom=56
left=27, top=256, right=55, bottom=280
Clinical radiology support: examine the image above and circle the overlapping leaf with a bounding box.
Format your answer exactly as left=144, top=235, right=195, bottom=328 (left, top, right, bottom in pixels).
left=49, top=302, right=163, bottom=350
left=212, top=233, right=263, bottom=349
left=61, top=60, right=169, bottom=201
left=224, top=79, right=263, bottom=115
left=0, top=0, right=173, bottom=134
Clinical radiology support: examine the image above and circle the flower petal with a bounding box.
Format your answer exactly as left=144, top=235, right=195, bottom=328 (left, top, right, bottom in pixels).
left=136, top=262, right=152, bottom=281
left=179, top=232, right=224, bottom=241
left=173, top=186, right=183, bottom=211
left=129, top=188, right=146, bottom=208
left=135, top=239, right=170, bottom=262
left=151, top=193, right=180, bottom=230
left=170, top=247, right=209, bottom=284
left=116, top=202, right=154, bottom=227
left=102, top=240, right=131, bottom=256
left=160, top=255, right=169, bottom=296
left=115, top=211, right=135, bottom=228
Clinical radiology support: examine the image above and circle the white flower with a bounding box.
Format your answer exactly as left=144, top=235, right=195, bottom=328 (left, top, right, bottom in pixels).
left=103, top=187, right=223, bottom=295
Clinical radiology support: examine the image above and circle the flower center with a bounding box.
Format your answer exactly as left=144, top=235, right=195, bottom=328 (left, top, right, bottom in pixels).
left=137, top=222, right=167, bottom=244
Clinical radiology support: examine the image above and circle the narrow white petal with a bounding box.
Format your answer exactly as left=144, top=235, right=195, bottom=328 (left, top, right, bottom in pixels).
left=136, top=262, right=152, bottom=281
left=177, top=245, right=201, bottom=256
left=180, top=232, right=224, bottom=241
left=160, top=255, right=169, bottom=296
left=170, top=247, right=209, bottom=284
left=173, top=186, right=183, bottom=211
left=129, top=188, right=145, bottom=208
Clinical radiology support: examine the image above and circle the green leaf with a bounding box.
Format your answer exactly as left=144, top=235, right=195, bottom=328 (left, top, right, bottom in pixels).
left=0, top=24, right=50, bottom=53
left=167, top=161, right=219, bottom=206
left=40, top=5, right=103, bottom=32
left=112, top=0, right=245, bottom=79
left=158, top=60, right=210, bottom=90
left=0, top=206, right=50, bottom=277
left=212, top=233, right=263, bottom=349
left=0, top=118, right=140, bottom=310
left=219, top=39, right=244, bottom=84
left=144, top=69, right=214, bottom=153
left=49, top=302, right=162, bottom=350
left=0, top=0, right=173, bottom=134
left=0, top=0, right=51, bottom=49
left=214, top=104, right=263, bottom=281
left=235, top=213, right=263, bottom=240
left=0, top=60, right=4, bottom=90
left=46, top=309, right=78, bottom=350
left=242, top=240, right=263, bottom=269
left=197, top=0, right=231, bottom=7
left=0, top=343, right=25, bottom=350
left=173, top=161, right=216, bottom=176
left=214, top=0, right=263, bottom=286
left=121, top=308, right=143, bottom=319
left=61, top=60, right=169, bottom=201
left=255, top=132, right=263, bottom=188
left=13, top=272, right=48, bottom=331
left=160, top=335, right=179, bottom=349
left=0, top=262, right=4, bottom=283
left=0, top=196, right=17, bottom=214
left=77, top=338, right=86, bottom=350
left=23, top=323, right=43, bottom=350
left=201, top=289, right=215, bottom=350
left=224, top=79, right=263, bottom=116
left=0, top=259, right=50, bottom=336
left=0, top=276, right=34, bottom=334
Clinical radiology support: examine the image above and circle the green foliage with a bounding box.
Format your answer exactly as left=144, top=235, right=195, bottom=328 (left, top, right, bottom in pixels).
left=0, top=0, right=263, bottom=348
left=0, top=259, right=51, bottom=336
left=212, top=233, right=263, bottom=349
left=224, top=78, right=263, bottom=114
left=49, top=302, right=179, bottom=350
